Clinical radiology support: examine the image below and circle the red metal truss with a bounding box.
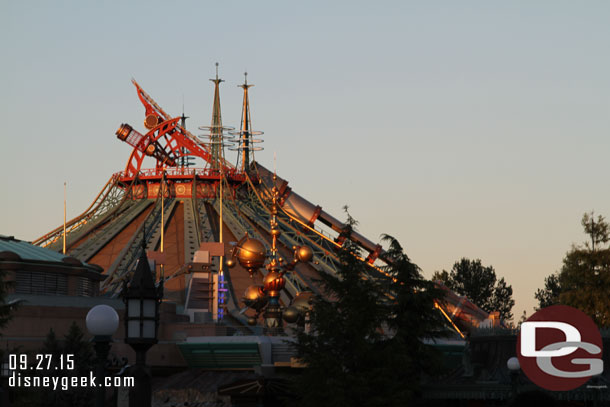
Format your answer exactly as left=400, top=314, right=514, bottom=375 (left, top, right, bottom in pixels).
left=130, top=79, right=234, bottom=172
left=119, top=116, right=239, bottom=181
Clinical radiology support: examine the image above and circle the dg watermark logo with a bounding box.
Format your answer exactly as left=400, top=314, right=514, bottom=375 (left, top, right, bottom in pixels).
left=517, top=305, right=603, bottom=391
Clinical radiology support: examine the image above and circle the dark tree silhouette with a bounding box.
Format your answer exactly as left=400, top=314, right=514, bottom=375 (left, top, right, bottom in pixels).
left=291, top=211, right=447, bottom=406
left=433, top=258, right=514, bottom=320
left=535, top=212, right=610, bottom=327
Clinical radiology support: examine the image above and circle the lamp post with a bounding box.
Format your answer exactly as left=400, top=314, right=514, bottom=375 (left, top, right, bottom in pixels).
left=507, top=356, right=521, bottom=398
left=122, top=250, right=163, bottom=407
left=86, top=304, right=119, bottom=407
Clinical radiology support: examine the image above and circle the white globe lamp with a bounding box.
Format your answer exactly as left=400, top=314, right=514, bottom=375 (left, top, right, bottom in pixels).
left=86, top=304, right=119, bottom=337
left=507, top=356, right=520, bottom=372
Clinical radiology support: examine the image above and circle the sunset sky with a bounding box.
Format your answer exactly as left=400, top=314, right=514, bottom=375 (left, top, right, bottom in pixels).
left=2, top=1, right=610, bottom=320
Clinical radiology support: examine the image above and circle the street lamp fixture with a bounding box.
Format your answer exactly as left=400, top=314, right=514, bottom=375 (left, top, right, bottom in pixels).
left=86, top=304, right=119, bottom=407
left=507, top=356, right=521, bottom=398
left=122, top=249, right=163, bottom=407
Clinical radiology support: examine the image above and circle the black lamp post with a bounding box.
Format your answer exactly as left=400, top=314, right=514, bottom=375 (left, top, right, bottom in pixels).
left=122, top=250, right=163, bottom=407
left=86, top=304, right=119, bottom=407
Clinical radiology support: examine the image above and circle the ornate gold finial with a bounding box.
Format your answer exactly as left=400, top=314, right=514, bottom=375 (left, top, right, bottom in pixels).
left=224, top=152, right=315, bottom=331
left=268, top=167, right=281, bottom=264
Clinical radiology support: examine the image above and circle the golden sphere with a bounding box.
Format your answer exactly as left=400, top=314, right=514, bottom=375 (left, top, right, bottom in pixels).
left=243, top=285, right=267, bottom=311
left=282, top=306, right=299, bottom=323
left=296, top=246, right=314, bottom=263
left=263, top=271, right=285, bottom=295
left=226, top=258, right=236, bottom=268
left=235, top=238, right=267, bottom=272
left=244, top=285, right=264, bottom=301
left=271, top=228, right=281, bottom=237
left=292, top=291, right=315, bottom=312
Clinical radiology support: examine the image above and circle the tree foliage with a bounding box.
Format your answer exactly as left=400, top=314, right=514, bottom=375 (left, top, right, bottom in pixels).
left=558, top=248, right=610, bottom=326
left=534, top=273, right=561, bottom=309
left=290, top=213, right=447, bottom=407
left=380, top=234, right=447, bottom=401
left=39, top=323, right=95, bottom=407
left=489, top=277, right=514, bottom=321
left=582, top=211, right=609, bottom=252
left=535, top=212, right=610, bottom=327
left=432, top=258, right=515, bottom=320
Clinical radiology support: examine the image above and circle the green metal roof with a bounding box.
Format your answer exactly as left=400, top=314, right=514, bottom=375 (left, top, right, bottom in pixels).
left=178, top=342, right=262, bottom=369
left=0, top=235, right=73, bottom=263
left=6, top=294, right=124, bottom=309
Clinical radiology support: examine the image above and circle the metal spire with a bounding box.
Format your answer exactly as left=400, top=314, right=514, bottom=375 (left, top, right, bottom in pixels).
left=209, top=62, right=225, bottom=171
left=238, top=71, right=254, bottom=171
left=198, top=63, right=235, bottom=172
left=181, top=94, right=188, bottom=127
left=179, top=95, right=190, bottom=168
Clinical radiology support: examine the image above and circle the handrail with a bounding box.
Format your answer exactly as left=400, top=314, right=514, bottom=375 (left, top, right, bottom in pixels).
left=115, top=168, right=245, bottom=180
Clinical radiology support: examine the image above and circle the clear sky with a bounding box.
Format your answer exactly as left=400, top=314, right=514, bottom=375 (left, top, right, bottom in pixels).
left=2, top=1, right=609, bottom=321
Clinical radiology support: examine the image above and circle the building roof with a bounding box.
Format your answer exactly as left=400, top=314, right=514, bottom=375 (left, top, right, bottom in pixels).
left=6, top=293, right=124, bottom=309
left=0, top=235, right=84, bottom=264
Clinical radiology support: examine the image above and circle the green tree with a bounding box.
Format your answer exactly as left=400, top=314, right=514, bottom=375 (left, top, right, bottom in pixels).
left=291, top=221, right=388, bottom=407
left=41, top=328, right=60, bottom=353
left=535, top=212, right=610, bottom=327
left=291, top=213, right=448, bottom=406
left=432, top=270, right=450, bottom=285
left=63, top=322, right=95, bottom=373
left=558, top=247, right=610, bottom=327
left=534, top=273, right=561, bottom=309
left=432, top=258, right=515, bottom=320
left=37, top=329, right=62, bottom=406
left=582, top=211, right=609, bottom=252
left=489, top=277, right=515, bottom=321
left=380, top=235, right=446, bottom=401
left=39, top=323, right=95, bottom=407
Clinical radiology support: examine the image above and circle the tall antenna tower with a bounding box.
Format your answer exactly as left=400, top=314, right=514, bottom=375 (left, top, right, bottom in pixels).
left=198, top=63, right=234, bottom=171
left=230, top=72, right=263, bottom=172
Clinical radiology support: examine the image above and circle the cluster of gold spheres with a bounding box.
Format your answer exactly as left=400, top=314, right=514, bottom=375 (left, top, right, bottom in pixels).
left=226, top=228, right=314, bottom=326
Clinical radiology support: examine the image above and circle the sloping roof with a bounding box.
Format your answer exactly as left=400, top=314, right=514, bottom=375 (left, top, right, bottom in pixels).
left=0, top=235, right=74, bottom=263
left=6, top=294, right=124, bottom=309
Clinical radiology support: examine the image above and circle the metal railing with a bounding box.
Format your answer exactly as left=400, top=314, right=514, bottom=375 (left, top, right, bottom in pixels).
left=115, top=168, right=246, bottom=181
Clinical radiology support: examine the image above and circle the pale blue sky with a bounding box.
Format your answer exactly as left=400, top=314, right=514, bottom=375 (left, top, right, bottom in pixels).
left=2, top=1, right=610, bottom=320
